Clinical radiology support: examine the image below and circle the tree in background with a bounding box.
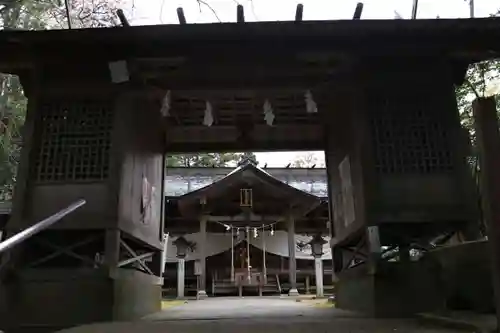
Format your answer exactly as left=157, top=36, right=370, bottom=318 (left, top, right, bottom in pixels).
left=43, top=0, right=121, bottom=28
left=456, top=59, right=500, bottom=137
left=455, top=58, right=500, bottom=173
left=291, top=152, right=324, bottom=168
left=0, top=0, right=122, bottom=198
left=167, top=152, right=258, bottom=167
left=238, top=151, right=258, bottom=165
left=167, top=153, right=240, bottom=167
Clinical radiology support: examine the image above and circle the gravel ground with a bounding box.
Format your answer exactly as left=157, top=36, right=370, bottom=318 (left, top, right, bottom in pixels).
left=57, top=297, right=466, bottom=333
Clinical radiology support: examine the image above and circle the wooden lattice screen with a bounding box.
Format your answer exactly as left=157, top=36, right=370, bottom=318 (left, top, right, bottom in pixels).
left=35, top=99, right=113, bottom=182
left=368, top=92, right=454, bottom=174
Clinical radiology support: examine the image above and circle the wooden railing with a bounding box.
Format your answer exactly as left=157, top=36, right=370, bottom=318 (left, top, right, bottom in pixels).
left=0, top=199, right=86, bottom=255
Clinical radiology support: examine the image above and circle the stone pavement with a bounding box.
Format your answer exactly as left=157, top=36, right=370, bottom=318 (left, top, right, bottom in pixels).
left=57, top=297, right=466, bottom=333
left=418, top=311, right=497, bottom=333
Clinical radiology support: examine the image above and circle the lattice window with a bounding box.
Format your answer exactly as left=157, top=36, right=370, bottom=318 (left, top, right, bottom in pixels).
left=369, top=93, right=454, bottom=174
left=35, top=99, right=113, bottom=182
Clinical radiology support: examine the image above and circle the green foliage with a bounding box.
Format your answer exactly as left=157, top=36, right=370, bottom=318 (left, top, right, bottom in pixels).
left=291, top=152, right=321, bottom=168
left=0, top=0, right=122, bottom=198
left=456, top=60, right=500, bottom=137
left=0, top=74, right=25, bottom=199
left=166, top=153, right=242, bottom=167
left=455, top=55, right=500, bottom=237
left=166, top=152, right=258, bottom=168
left=238, top=152, right=258, bottom=165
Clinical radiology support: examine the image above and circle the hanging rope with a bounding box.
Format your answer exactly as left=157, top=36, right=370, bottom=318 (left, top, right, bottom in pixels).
left=210, top=220, right=279, bottom=232
left=246, top=227, right=251, bottom=282
left=262, top=224, right=267, bottom=284
left=231, top=227, right=235, bottom=282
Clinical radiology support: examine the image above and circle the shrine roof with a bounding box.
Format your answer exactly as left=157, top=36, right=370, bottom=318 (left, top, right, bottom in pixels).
left=174, top=161, right=322, bottom=212
left=1, top=17, right=500, bottom=67
left=165, top=165, right=328, bottom=198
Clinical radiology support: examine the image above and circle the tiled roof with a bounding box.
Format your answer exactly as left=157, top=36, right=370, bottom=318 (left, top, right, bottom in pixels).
left=0, top=201, right=11, bottom=215
left=165, top=167, right=328, bottom=197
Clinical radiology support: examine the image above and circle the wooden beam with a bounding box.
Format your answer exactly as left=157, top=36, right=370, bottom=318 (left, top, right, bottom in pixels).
left=166, top=124, right=323, bottom=153
left=146, top=73, right=336, bottom=91
left=237, top=4, right=245, bottom=23
left=411, top=0, right=418, bottom=20
left=165, top=140, right=323, bottom=153
left=3, top=21, right=500, bottom=71
left=295, top=4, right=303, bottom=22
left=353, top=3, right=363, bottom=20
left=177, top=7, right=187, bottom=24
left=472, top=97, right=500, bottom=328
left=207, top=214, right=282, bottom=222
left=34, top=55, right=353, bottom=92
left=117, top=9, right=130, bottom=27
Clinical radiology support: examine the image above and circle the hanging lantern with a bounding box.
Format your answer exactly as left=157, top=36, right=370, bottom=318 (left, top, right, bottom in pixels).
left=173, top=236, right=191, bottom=259
left=270, top=225, right=275, bottom=236
left=308, top=234, right=327, bottom=258
left=240, top=188, right=253, bottom=207
left=253, top=228, right=258, bottom=238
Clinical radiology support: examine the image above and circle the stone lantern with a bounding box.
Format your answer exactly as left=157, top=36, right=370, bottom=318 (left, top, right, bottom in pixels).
left=308, top=234, right=327, bottom=297
left=173, top=236, right=190, bottom=298
left=174, top=236, right=190, bottom=259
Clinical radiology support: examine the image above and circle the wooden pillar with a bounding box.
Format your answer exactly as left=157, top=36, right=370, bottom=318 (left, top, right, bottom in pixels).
left=262, top=225, right=267, bottom=284
left=314, top=257, right=324, bottom=297
left=305, top=275, right=310, bottom=294
left=231, top=228, right=235, bottom=282
left=399, top=243, right=410, bottom=263
left=161, top=233, right=169, bottom=277
left=104, top=229, right=120, bottom=278
left=472, top=97, right=500, bottom=329
left=366, top=226, right=381, bottom=274
left=287, top=214, right=299, bottom=296
left=324, top=152, right=338, bottom=286
left=177, top=258, right=185, bottom=299
left=198, top=216, right=208, bottom=298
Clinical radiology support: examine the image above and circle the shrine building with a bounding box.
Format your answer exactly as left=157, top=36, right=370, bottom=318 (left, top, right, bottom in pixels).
left=1, top=5, right=500, bottom=331
left=162, top=160, right=332, bottom=297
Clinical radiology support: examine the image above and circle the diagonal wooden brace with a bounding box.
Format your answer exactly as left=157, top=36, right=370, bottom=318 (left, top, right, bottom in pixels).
left=342, top=236, right=366, bottom=270
left=118, top=251, right=154, bottom=268
left=119, top=239, right=154, bottom=275
left=27, top=234, right=102, bottom=268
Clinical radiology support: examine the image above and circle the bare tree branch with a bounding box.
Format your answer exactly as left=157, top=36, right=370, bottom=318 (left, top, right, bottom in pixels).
left=197, top=0, right=221, bottom=22
left=465, top=78, right=481, bottom=99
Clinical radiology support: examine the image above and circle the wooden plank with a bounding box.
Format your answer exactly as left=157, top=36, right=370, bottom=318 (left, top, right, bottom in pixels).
left=472, top=97, right=500, bottom=329
left=2, top=19, right=500, bottom=66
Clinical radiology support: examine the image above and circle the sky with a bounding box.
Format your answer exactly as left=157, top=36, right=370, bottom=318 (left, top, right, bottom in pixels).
left=126, top=0, right=498, bottom=25
left=122, top=0, right=499, bottom=166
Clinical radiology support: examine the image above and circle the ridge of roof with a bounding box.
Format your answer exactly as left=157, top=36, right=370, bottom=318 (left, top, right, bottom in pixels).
left=177, top=160, right=320, bottom=202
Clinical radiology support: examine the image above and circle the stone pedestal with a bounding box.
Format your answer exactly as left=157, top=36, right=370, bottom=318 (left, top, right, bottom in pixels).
left=197, top=290, right=208, bottom=299
left=198, top=217, right=208, bottom=297
left=314, top=257, right=324, bottom=298
left=336, top=262, right=443, bottom=317
left=287, top=214, right=298, bottom=296
left=177, top=258, right=185, bottom=298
